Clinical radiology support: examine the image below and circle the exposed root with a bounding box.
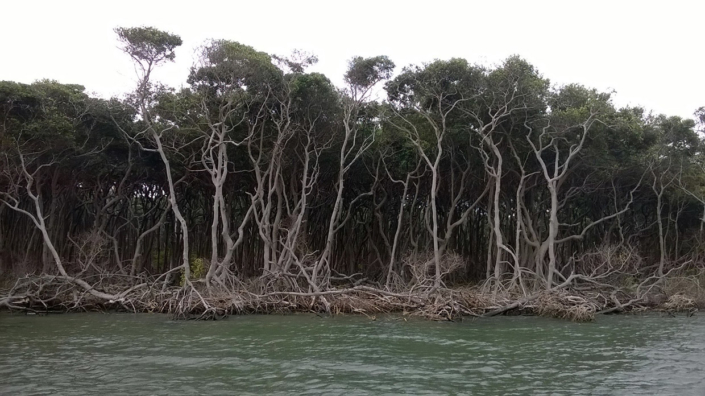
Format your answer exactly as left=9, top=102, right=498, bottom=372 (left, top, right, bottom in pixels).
left=402, top=251, right=463, bottom=291
left=661, top=294, right=695, bottom=312
left=2, top=263, right=705, bottom=321
left=533, top=291, right=598, bottom=322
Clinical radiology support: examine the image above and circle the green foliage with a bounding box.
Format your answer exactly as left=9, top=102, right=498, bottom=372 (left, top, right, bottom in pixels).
left=345, top=56, right=395, bottom=89
left=188, top=40, right=281, bottom=94
left=386, top=58, right=483, bottom=109
left=115, top=26, right=182, bottom=65
left=2, top=27, right=704, bottom=289
left=0, top=80, right=97, bottom=156
left=290, top=72, right=339, bottom=113
left=653, top=115, right=700, bottom=157
left=180, top=256, right=207, bottom=286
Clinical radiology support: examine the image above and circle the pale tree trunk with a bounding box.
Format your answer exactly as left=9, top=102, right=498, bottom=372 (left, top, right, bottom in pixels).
left=1, top=153, right=119, bottom=300
left=429, top=155, right=442, bottom=288
left=651, top=163, right=676, bottom=277
left=110, top=35, right=194, bottom=286
left=485, top=184, right=494, bottom=279
left=278, top=125, right=319, bottom=275
left=389, top=95, right=463, bottom=289
left=315, top=143, right=348, bottom=290
left=314, top=92, right=375, bottom=289
left=250, top=115, right=291, bottom=276
left=383, top=158, right=422, bottom=289
left=152, top=134, right=190, bottom=281
left=130, top=200, right=170, bottom=276
left=509, top=142, right=534, bottom=289
left=546, top=183, right=559, bottom=287
left=475, top=123, right=517, bottom=286
left=527, top=114, right=595, bottom=288
left=528, top=114, right=643, bottom=288
left=491, top=147, right=505, bottom=282
left=117, top=62, right=193, bottom=285
left=436, top=149, right=489, bottom=285
left=200, top=118, right=241, bottom=284
left=408, top=177, right=422, bottom=254
left=41, top=169, right=60, bottom=274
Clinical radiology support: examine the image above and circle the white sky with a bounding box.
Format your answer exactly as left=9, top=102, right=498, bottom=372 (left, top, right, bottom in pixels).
left=1, top=0, right=702, bottom=119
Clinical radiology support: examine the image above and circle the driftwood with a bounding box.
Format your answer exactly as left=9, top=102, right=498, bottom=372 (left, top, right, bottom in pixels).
left=1, top=244, right=703, bottom=322
left=2, top=264, right=702, bottom=322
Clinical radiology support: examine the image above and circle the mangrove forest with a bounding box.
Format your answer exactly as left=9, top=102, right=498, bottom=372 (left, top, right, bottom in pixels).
left=1, top=27, right=704, bottom=320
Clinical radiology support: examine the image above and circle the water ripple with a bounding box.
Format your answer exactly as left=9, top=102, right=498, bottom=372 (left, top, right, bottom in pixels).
left=0, top=313, right=704, bottom=395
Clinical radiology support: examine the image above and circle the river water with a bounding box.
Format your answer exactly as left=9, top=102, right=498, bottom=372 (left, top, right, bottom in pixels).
left=0, top=313, right=703, bottom=395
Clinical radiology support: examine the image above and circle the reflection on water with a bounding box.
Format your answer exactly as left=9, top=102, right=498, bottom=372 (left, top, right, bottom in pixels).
left=0, top=312, right=704, bottom=395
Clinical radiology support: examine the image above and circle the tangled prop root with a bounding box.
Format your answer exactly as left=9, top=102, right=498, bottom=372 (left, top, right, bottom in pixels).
left=533, top=291, right=599, bottom=322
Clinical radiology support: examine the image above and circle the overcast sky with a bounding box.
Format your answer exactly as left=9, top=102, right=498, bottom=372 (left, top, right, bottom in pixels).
left=2, top=0, right=702, bottom=119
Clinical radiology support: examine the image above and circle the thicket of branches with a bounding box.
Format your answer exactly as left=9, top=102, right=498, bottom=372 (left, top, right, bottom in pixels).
left=1, top=27, right=704, bottom=317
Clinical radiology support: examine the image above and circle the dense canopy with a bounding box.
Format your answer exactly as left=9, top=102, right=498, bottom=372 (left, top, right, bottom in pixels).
left=1, top=28, right=704, bottom=317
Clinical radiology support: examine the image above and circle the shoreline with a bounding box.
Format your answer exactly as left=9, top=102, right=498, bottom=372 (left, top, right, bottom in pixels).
left=1, top=275, right=702, bottom=322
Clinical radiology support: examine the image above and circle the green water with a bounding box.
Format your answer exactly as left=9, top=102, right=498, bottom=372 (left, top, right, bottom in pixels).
left=0, top=313, right=703, bottom=395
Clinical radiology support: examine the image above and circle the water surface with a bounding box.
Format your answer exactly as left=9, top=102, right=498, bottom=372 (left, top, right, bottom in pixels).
left=0, top=313, right=704, bottom=395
